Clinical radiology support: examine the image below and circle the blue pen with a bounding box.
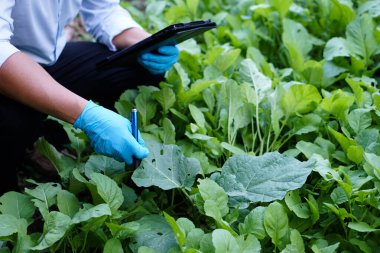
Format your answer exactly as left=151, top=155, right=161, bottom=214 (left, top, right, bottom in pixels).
left=131, top=106, right=140, bottom=168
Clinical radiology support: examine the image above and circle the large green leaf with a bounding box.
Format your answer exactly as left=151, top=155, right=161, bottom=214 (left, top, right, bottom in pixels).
left=281, top=229, right=305, bottom=253
left=198, top=179, right=229, bottom=221
left=264, top=202, right=289, bottom=246
left=239, top=59, right=272, bottom=103
left=104, top=238, right=123, bottom=253
left=329, top=0, right=356, bottom=31
left=130, top=215, right=177, bottom=253
left=153, top=86, right=176, bottom=114
left=285, top=190, right=310, bottom=219
left=311, top=240, right=340, bottom=253
left=136, top=86, right=160, bottom=126
left=328, top=127, right=364, bottom=164
left=160, top=118, right=176, bottom=144
left=35, top=138, right=76, bottom=180
left=57, top=190, right=80, bottom=218
left=269, top=0, right=292, bottom=18
left=0, top=192, right=35, bottom=221
left=348, top=221, right=380, bottom=233
left=84, top=155, right=125, bottom=180
left=214, top=49, right=241, bottom=72
left=323, top=38, right=351, bottom=60
left=163, top=212, right=186, bottom=249
left=346, top=14, right=378, bottom=64
left=90, top=173, right=124, bottom=212
left=0, top=214, right=19, bottom=237
left=282, top=19, right=313, bottom=71
left=347, top=108, right=372, bottom=134
left=31, top=211, right=71, bottom=251
left=281, top=84, right=322, bottom=116
left=320, top=90, right=355, bottom=121
left=238, top=206, right=267, bottom=239
left=211, top=229, right=240, bottom=253
left=71, top=204, right=112, bottom=224
left=132, top=142, right=200, bottom=190
left=24, top=182, right=61, bottom=209
left=358, top=0, right=380, bottom=18
left=189, top=104, right=206, bottom=130
left=216, top=152, right=313, bottom=203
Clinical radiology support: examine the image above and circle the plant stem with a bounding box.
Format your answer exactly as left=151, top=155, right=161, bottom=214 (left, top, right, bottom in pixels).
left=171, top=189, right=175, bottom=207
left=255, top=90, right=263, bottom=150
left=266, top=126, right=272, bottom=153
left=268, top=116, right=289, bottom=151
left=251, top=119, right=257, bottom=154
left=79, top=231, right=88, bottom=253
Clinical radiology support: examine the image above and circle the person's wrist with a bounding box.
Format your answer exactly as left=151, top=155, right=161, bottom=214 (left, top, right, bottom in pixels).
left=112, top=27, right=151, bottom=49
left=73, top=100, right=97, bottom=129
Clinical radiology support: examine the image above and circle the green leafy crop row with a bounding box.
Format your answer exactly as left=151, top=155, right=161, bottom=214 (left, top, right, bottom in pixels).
left=1, top=0, right=380, bottom=252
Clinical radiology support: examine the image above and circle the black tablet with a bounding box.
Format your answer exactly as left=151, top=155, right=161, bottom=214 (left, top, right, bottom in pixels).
left=96, top=20, right=217, bottom=69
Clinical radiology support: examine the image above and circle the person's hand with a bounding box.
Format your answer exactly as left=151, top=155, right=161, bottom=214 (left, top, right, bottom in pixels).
left=138, top=45, right=179, bottom=75
left=73, top=101, right=149, bottom=164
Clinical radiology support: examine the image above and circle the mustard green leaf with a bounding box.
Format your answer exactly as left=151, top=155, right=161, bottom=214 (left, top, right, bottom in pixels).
left=348, top=221, right=379, bottom=232
left=31, top=211, right=71, bottom=251
left=217, top=152, right=313, bottom=203
left=346, top=14, right=378, bottom=64
left=320, top=90, right=355, bottom=121
left=163, top=212, right=186, bottom=248
left=24, top=182, right=61, bottom=209
left=160, top=117, right=176, bottom=145
left=0, top=192, right=35, bottom=221
left=323, top=38, right=351, bottom=61
left=189, top=104, right=206, bottom=129
left=348, top=109, right=372, bottom=134
left=211, top=229, right=240, bottom=253
left=57, top=190, right=80, bottom=218
left=281, top=84, right=322, bottom=116
left=264, top=202, right=289, bottom=246
left=90, top=173, right=124, bottom=212
left=330, top=186, right=348, bottom=205
left=238, top=206, right=267, bottom=239
left=153, top=87, right=176, bottom=114
left=35, top=137, right=76, bottom=180
left=130, top=215, right=177, bottom=253
left=358, top=0, right=380, bottom=18
left=311, top=239, right=340, bottom=253
left=281, top=229, right=305, bottom=253
left=104, top=238, right=123, bottom=253
left=269, top=0, right=292, bottom=18
left=347, top=145, right=364, bottom=164
left=215, top=49, right=241, bottom=72
left=285, top=190, right=310, bottom=219
left=71, top=204, right=111, bottom=224
left=282, top=19, right=313, bottom=71
left=198, top=178, right=229, bottom=221
left=0, top=214, right=19, bottom=237
left=84, top=155, right=125, bottom=179
left=132, top=142, right=200, bottom=190
left=239, top=59, right=272, bottom=103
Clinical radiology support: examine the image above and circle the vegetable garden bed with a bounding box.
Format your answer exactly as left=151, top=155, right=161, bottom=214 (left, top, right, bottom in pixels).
left=1, top=0, right=380, bottom=252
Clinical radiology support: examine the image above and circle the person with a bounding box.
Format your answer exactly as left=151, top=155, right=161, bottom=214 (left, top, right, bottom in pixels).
left=0, top=1, right=179, bottom=194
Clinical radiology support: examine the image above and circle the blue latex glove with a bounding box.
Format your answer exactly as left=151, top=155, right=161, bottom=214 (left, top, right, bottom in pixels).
left=73, top=101, right=149, bottom=164
left=138, top=45, right=179, bottom=75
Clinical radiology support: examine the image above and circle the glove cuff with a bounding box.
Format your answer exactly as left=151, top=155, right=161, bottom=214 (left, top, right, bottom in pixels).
left=73, top=100, right=99, bottom=129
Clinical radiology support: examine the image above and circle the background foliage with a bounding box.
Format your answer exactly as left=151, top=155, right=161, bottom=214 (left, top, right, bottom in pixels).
left=1, top=0, right=380, bottom=252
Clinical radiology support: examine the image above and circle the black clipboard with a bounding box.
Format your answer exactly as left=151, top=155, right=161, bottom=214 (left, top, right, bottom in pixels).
left=96, top=20, right=216, bottom=70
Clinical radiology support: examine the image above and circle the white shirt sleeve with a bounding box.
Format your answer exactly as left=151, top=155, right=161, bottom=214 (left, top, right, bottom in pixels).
left=0, top=0, right=20, bottom=68
left=80, top=0, right=142, bottom=51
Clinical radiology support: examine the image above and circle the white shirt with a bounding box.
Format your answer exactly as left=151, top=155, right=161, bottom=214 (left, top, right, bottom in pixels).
left=0, top=0, right=141, bottom=66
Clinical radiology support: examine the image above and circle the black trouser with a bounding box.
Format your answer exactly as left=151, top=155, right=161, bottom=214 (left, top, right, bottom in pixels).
left=0, top=42, right=162, bottom=194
